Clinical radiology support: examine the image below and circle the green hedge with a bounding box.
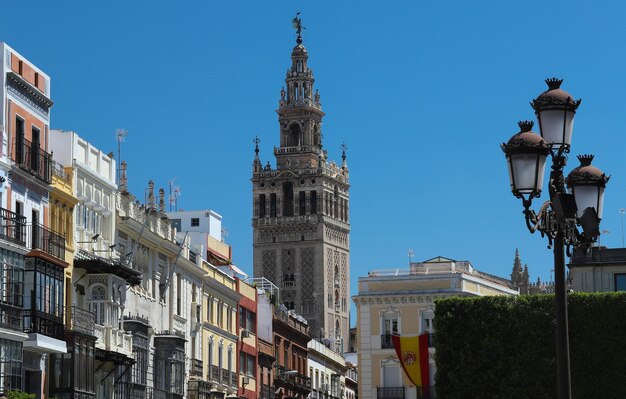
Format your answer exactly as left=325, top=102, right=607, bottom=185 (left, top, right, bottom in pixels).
left=434, top=293, right=626, bottom=399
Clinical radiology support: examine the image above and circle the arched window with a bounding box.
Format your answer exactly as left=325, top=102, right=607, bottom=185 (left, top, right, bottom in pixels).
left=88, top=285, right=107, bottom=325
left=283, top=182, right=294, bottom=216
left=288, top=124, right=301, bottom=147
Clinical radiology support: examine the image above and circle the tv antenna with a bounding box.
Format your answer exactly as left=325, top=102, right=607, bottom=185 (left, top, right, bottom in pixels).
left=619, top=208, right=626, bottom=248
left=169, top=178, right=181, bottom=212
left=115, top=129, right=128, bottom=185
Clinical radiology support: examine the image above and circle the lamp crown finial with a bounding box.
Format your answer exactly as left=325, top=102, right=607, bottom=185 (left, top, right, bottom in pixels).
left=577, top=154, right=594, bottom=167
left=518, top=120, right=534, bottom=132
left=545, top=77, right=564, bottom=90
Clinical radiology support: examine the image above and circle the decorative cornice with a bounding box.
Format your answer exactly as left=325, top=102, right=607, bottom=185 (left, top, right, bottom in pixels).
left=6, top=71, right=53, bottom=115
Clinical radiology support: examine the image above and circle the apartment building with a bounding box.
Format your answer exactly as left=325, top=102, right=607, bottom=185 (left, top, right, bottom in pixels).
left=0, top=42, right=69, bottom=399
left=354, top=256, right=517, bottom=399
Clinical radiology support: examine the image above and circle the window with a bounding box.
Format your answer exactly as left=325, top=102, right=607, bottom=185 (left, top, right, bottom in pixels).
left=0, top=248, right=25, bottom=311
left=218, top=342, right=224, bottom=383
left=382, top=361, right=402, bottom=388
left=299, top=191, right=306, bottom=215
left=176, top=274, right=182, bottom=316
left=239, top=352, right=256, bottom=376
left=228, top=345, right=233, bottom=386
left=208, top=338, right=214, bottom=371
left=381, top=311, right=399, bottom=349
left=191, top=218, right=200, bottom=227
left=0, top=338, right=22, bottom=394
left=270, top=193, right=277, bottom=217
left=31, top=126, right=40, bottom=171
left=283, top=182, right=294, bottom=216
left=207, top=297, right=213, bottom=323
left=217, top=301, right=223, bottom=328
left=171, top=219, right=181, bottom=232
left=89, top=285, right=106, bottom=325
left=131, top=334, right=149, bottom=386
left=239, top=307, right=256, bottom=333
left=259, top=194, right=266, bottom=218
left=14, top=117, right=24, bottom=163
left=615, top=274, right=626, bottom=291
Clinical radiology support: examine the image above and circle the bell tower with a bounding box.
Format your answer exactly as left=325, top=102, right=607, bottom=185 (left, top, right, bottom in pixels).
left=252, top=15, right=350, bottom=348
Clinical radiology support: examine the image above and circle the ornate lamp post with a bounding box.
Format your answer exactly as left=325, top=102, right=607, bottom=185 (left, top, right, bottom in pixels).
left=501, top=79, right=609, bottom=399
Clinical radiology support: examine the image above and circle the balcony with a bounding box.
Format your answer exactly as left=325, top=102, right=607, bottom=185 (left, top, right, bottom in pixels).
left=377, top=386, right=405, bottom=399
left=0, top=207, right=26, bottom=246
left=259, top=384, right=272, bottom=399
left=209, top=364, right=220, bottom=383
left=27, top=222, right=65, bottom=261
left=94, top=324, right=133, bottom=358
left=0, top=303, right=23, bottom=331
left=221, top=369, right=233, bottom=386
left=65, top=306, right=95, bottom=336
left=12, top=137, right=53, bottom=183
left=275, top=366, right=311, bottom=392
left=75, top=249, right=141, bottom=286
left=190, top=358, right=203, bottom=378
left=381, top=334, right=395, bottom=349
left=23, top=309, right=64, bottom=339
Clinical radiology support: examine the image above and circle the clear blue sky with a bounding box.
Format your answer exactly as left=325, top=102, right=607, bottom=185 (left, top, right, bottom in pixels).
left=4, top=1, right=626, bottom=324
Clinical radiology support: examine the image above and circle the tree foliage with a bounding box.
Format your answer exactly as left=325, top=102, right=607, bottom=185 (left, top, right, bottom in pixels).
left=434, top=293, right=626, bottom=399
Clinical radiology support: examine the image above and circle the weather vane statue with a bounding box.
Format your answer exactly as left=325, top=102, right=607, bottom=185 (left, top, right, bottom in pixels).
left=292, top=12, right=305, bottom=44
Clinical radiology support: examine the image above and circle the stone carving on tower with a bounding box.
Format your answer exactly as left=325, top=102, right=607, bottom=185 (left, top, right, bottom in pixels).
left=252, top=15, right=350, bottom=347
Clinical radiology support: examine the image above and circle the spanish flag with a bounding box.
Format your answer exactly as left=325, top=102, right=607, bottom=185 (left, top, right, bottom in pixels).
left=392, top=333, right=430, bottom=393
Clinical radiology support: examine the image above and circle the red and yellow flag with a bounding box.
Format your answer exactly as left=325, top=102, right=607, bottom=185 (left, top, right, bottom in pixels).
left=392, top=333, right=430, bottom=390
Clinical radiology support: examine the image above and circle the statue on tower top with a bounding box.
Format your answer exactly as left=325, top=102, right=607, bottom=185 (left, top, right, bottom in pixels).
left=292, top=12, right=305, bottom=44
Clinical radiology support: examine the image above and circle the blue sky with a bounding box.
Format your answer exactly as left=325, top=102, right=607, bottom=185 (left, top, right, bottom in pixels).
left=4, top=1, right=626, bottom=324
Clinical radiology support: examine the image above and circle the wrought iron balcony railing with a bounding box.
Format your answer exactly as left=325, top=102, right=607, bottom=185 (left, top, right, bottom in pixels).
left=12, top=137, right=53, bottom=183
left=65, top=305, right=95, bottom=336
left=0, top=303, right=23, bottom=331
left=27, top=222, right=65, bottom=261
left=210, top=364, right=220, bottom=383
left=381, top=334, right=395, bottom=349
left=377, top=386, right=405, bottom=399
left=0, top=207, right=26, bottom=246
left=190, top=358, right=203, bottom=377
left=23, top=308, right=64, bottom=339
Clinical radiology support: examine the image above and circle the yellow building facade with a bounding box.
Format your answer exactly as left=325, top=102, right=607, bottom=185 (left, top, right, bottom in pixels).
left=198, top=261, right=241, bottom=398
left=353, top=257, right=517, bottom=399
left=50, top=164, right=77, bottom=309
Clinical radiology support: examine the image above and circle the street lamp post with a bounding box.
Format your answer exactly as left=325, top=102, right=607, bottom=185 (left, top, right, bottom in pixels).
left=501, top=78, right=610, bottom=399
